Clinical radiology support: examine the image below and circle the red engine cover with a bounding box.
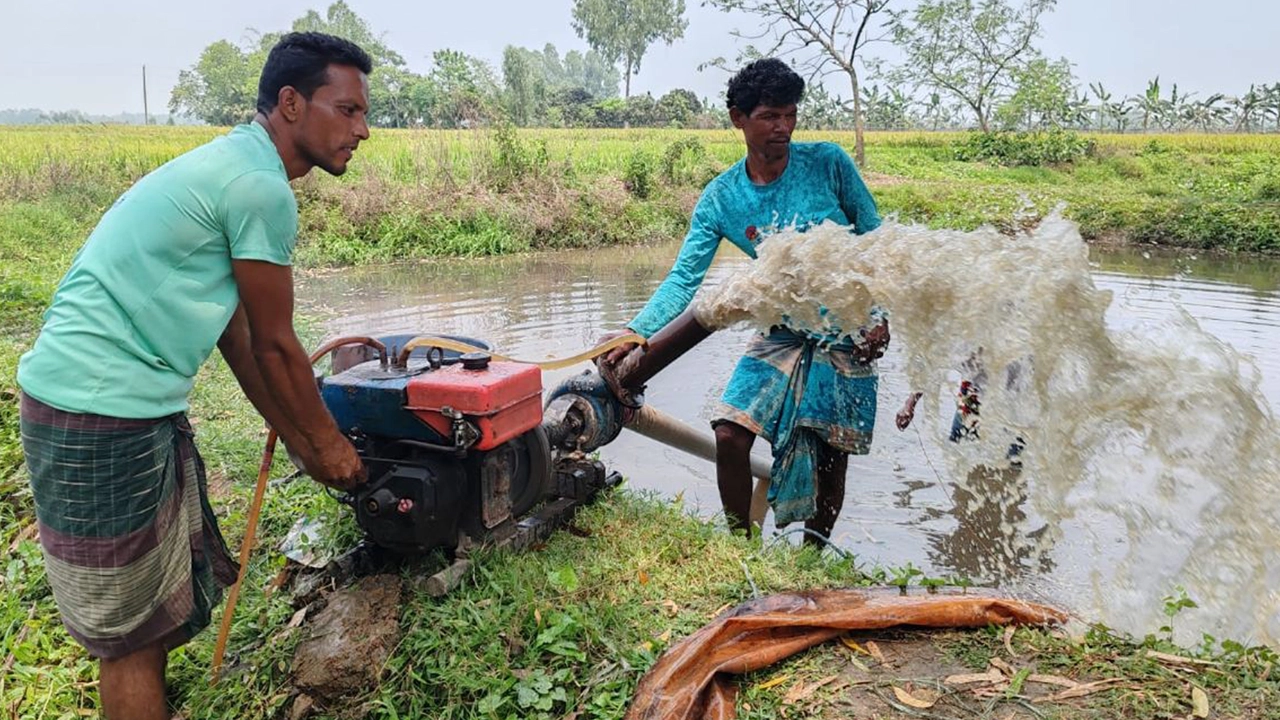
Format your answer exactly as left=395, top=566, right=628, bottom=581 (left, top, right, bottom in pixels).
left=404, top=361, right=543, bottom=451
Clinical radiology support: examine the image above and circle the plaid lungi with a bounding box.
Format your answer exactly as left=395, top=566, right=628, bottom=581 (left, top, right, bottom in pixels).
left=19, top=392, right=238, bottom=659
left=716, top=327, right=878, bottom=526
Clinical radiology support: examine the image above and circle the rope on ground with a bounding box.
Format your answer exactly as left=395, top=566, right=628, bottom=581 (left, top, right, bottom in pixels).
left=766, top=527, right=854, bottom=560
left=739, top=560, right=760, bottom=599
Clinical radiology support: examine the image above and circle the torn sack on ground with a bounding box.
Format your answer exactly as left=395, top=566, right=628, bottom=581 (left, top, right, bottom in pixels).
left=625, top=587, right=1067, bottom=720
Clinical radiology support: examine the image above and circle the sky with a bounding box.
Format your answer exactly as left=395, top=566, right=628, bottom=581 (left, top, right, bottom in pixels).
left=1, top=0, right=1273, bottom=116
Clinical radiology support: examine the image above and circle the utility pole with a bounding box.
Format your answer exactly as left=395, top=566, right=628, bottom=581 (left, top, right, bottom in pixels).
left=142, top=65, right=150, bottom=125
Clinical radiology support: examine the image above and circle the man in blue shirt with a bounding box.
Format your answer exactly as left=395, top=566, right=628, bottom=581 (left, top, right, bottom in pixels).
left=605, top=59, right=886, bottom=542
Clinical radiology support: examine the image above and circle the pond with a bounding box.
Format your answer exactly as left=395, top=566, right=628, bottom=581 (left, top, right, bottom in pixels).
left=298, top=235, right=1280, bottom=646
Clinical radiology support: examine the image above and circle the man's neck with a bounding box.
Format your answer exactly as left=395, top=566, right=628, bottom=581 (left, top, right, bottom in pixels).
left=254, top=113, right=311, bottom=181
left=744, top=147, right=789, bottom=185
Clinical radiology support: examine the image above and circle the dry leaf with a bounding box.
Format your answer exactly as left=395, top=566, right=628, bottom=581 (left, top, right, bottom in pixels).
left=708, top=602, right=733, bottom=619
left=989, top=657, right=1016, bottom=676
left=846, top=655, right=871, bottom=673
left=975, top=686, right=1011, bottom=699
left=1003, top=626, right=1018, bottom=657
left=655, top=629, right=672, bottom=644
left=1192, top=686, right=1209, bottom=718
left=756, top=674, right=792, bottom=691
left=534, top=608, right=542, bottom=625
left=286, top=607, right=308, bottom=629
left=865, top=640, right=886, bottom=663
left=781, top=681, right=806, bottom=705
left=784, top=676, right=839, bottom=704
left=662, top=599, right=680, bottom=617
left=892, top=686, right=938, bottom=709
left=1026, top=674, right=1078, bottom=689
left=945, top=671, right=1005, bottom=686
left=1146, top=650, right=1218, bottom=667
left=8, top=523, right=38, bottom=553
left=638, top=570, right=650, bottom=585
left=1034, top=678, right=1127, bottom=703
left=840, top=636, right=868, bottom=655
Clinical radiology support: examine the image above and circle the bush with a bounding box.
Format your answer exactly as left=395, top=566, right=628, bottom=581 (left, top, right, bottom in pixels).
left=623, top=149, right=657, bottom=199
left=1252, top=174, right=1280, bottom=202
left=956, top=129, right=1095, bottom=167
left=660, top=137, right=717, bottom=187
left=490, top=123, right=549, bottom=190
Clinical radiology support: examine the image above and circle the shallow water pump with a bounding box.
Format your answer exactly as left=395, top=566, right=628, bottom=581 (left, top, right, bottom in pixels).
left=316, top=333, right=628, bottom=554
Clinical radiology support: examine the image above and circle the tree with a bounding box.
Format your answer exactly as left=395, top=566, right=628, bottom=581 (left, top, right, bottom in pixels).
left=427, top=49, right=501, bottom=128
left=655, top=88, right=702, bottom=126
left=503, top=46, right=546, bottom=126
left=888, top=0, right=1057, bottom=131
left=624, top=93, right=659, bottom=126
left=1229, top=85, right=1264, bottom=133
left=368, top=66, right=429, bottom=127
left=703, top=0, right=891, bottom=167
left=291, top=1, right=404, bottom=68
left=1184, top=94, right=1229, bottom=133
left=561, top=48, right=622, bottom=99
left=1088, top=82, right=1132, bottom=132
left=44, top=110, right=92, bottom=125
left=169, top=39, right=258, bottom=125
left=170, top=2, right=417, bottom=126
left=1131, top=76, right=1169, bottom=133
left=997, top=56, right=1076, bottom=129
left=798, top=84, right=854, bottom=130
left=291, top=1, right=415, bottom=127
left=861, top=83, right=912, bottom=130
left=571, top=0, right=688, bottom=99
left=549, top=87, right=598, bottom=127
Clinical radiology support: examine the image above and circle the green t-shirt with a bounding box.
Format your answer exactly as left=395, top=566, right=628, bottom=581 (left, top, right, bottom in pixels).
left=18, top=122, right=297, bottom=418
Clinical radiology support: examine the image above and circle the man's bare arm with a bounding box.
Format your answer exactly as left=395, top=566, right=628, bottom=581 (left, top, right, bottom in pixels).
left=228, top=259, right=363, bottom=489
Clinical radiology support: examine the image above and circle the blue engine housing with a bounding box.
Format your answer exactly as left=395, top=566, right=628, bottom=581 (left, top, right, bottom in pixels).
left=320, top=333, right=490, bottom=443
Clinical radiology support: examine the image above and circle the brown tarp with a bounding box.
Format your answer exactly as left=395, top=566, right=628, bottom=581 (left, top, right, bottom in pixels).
left=625, top=587, right=1068, bottom=720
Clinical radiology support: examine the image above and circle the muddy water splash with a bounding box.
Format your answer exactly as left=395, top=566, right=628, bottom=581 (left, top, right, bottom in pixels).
left=695, top=212, right=1280, bottom=646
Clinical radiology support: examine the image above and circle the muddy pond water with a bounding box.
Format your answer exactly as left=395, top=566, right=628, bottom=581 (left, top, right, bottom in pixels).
left=297, top=238, right=1280, bottom=645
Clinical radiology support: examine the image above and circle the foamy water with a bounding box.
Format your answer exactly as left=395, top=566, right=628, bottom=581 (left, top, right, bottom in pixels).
left=695, top=213, right=1280, bottom=647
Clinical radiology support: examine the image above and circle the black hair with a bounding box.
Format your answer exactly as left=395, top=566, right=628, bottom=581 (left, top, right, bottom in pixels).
left=725, top=58, right=805, bottom=115
left=256, top=32, right=373, bottom=114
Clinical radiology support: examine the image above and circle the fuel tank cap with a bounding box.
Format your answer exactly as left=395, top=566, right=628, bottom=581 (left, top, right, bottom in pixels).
left=460, top=352, right=492, bottom=370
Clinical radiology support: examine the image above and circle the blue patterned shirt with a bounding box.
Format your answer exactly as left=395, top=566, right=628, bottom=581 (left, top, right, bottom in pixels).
left=629, top=141, right=881, bottom=338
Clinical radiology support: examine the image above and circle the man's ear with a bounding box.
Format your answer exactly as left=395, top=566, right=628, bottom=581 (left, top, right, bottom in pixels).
left=729, top=107, right=745, bottom=129
left=278, top=87, right=302, bottom=122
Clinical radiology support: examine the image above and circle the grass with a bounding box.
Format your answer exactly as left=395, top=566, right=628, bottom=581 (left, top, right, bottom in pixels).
left=2, top=125, right=1279, bottom=718
left=2, top=127, right=1279, bottom=264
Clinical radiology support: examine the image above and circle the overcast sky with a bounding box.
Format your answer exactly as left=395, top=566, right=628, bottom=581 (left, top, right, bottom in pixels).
left=2, top=0, right=1272, bottom=116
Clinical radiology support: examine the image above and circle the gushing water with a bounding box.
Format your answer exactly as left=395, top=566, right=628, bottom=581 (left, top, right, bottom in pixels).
left=695, top=212, right=1280, bottom=647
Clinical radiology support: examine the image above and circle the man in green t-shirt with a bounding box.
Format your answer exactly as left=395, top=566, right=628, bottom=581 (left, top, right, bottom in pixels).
left=18, top=32, right=372, bottom=720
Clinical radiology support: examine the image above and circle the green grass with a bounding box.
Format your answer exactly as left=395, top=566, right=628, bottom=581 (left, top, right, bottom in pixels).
left=3, top=126, right=1279, bottom=718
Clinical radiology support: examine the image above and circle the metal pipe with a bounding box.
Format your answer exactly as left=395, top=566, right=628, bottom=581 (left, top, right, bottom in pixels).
left=624, top=404, right=772, bottom=527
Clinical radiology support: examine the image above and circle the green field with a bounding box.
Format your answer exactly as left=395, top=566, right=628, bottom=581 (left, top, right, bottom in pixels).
left=2, top=126, right=1279, bottom=718
left=3, top=126, right=1279, bottom=265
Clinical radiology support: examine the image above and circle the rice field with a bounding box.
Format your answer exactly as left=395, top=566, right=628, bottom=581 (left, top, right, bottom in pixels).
left=5, top=125, right=1280, bottom=188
